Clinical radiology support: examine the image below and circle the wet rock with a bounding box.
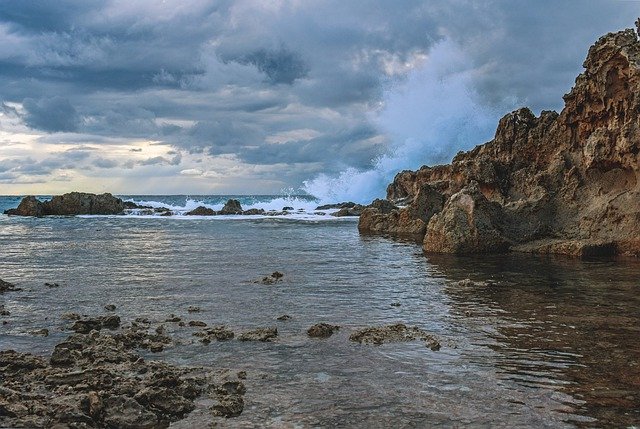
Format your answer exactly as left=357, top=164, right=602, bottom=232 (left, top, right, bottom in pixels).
left=0, top=278, right=21, bottom=293
left=104, top=304, right=116, bottom=311
left=237, top=370, right=247, bottom=379
left=238, top=327, right=278, bottom=342
left=188, top=320, right=207, bottom=327
left=331, top=205, right=365, bottom=217
left=307, top=323, right=340, bottom=338
left=242, top=208, right=265, bottom=215
left=257, top=271, right=284, bottom=285
left=165, top=315, right=181, bottom=322
left=276, top=314, right=292, bottom=321
left=282, top=206, right=294, bottom=211
left=211, top=394, right=244, bottom=418
left=193, top=326, right=234, bottom=344
left=61, top=312, right=81, bottom=320
left=316, top=202, right=359, bottom=210
left=0, top=318, right=218, bottom=428
left=71, top=315, right=121, bottom=333
left=29, top=328, right=49, bottom=337
left=349, top=323, right=441, bottom=350
left=102, top=395, right=159, bottom=428
left=390, top=302, right=401, bottom=307
left=185, top=206, right=216, bottom=216
left=0, top=305, right=9, bottom=316
left=220, top=199, right=243, bottom=215
left=187, top=306, right=201, bottom=313
left=45, top=282, right=60, bottom=288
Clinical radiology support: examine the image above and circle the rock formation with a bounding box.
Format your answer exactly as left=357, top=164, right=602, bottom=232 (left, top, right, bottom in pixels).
left=359, top=26, right=640, bottom=257
left=4, top=192, right=126, bottom=216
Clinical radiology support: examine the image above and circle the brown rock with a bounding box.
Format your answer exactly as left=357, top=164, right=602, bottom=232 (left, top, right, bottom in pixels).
left=307, top=323, right=340, bottom=338
left=238, top=327, right=278, bottom=342
left=4, top=193, right=126, bottom=216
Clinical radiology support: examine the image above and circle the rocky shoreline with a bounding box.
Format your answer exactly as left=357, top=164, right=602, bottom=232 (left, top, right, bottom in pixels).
left=359, top=26, right=640, bottom=258
left=0, top=276, right=442, bottom=428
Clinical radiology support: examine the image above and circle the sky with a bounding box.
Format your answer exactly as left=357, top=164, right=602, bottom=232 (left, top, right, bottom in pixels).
left=0, top=1, right=638, bottom=198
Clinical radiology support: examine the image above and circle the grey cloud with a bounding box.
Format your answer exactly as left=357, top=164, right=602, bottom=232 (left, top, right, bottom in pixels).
left=0, top=1, right=638, bottom=191
left=93, top=157, right=118, bottom=168
left=234, top=47, right=308, bottom=85
left=22, top=97, right=80, bottom=132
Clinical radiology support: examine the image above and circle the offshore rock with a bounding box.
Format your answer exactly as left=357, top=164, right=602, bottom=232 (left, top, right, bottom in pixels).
left=0, top=278, right=20, bottom=293
left=185, top=206, right=215, bottom=216
left=220, top=199, right=243, bottom=214
left=359, top=26, right=640, bottom=257
left=4, top=192, right=125, bottom=216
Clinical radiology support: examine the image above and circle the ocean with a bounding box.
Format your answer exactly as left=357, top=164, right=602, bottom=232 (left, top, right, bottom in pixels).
left=0, top=195, right=639, bottom=427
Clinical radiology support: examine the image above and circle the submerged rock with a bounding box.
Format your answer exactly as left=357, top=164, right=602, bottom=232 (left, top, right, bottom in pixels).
left=349, top=323, right=441, bottom=350
left=0, top=278, right=20, bottom=293
left=307, top=323, right=340, bottom=338
left=257, top=271, right=284, bottom=285
left=359, top=26, right=640, bottom=257
left=238, top=327, right=278, bottom=342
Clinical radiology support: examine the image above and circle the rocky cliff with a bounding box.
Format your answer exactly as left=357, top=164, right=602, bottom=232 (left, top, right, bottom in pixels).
left=359, top=25, right=640, bottom=257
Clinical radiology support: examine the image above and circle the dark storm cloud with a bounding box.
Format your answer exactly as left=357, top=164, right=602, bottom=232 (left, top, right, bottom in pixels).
left=233, top=47, right=308, bottom=84
left=22, top=97, right=80, bottom=132
left=0, top=0, right=638, bottom=189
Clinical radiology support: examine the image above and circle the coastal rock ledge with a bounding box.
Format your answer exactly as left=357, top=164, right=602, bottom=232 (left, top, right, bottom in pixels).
left=359, top=25, right=640, bottom=257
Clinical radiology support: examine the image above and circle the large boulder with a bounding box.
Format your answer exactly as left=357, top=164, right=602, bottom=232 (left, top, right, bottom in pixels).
left=423, top=184, right=510, bottom=254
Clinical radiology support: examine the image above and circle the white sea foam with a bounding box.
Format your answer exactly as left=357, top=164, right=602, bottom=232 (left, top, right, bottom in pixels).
left=302, top=39, right=511, bottom=204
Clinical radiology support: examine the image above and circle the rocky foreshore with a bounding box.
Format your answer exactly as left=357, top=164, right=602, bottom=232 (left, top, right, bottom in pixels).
left=359, top=25, right=640, bottom=258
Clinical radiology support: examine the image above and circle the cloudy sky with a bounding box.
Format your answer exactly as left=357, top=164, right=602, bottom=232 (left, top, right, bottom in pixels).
left=0, top=1, right=637, bottom=196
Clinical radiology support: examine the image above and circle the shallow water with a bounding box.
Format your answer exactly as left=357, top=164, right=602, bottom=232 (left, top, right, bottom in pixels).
left=0, top=201, right=639, bottom=428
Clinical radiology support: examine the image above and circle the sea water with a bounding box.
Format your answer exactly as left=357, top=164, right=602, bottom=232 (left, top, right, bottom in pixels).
left=0, top=195, right=638, bottom=427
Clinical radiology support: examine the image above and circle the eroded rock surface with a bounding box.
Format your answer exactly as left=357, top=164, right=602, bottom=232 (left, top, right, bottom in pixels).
left=307, top=323, right=340, bottom=338
left=359, top=27, right=640, bottom=257
left=349, top=323, right=441, bottom=350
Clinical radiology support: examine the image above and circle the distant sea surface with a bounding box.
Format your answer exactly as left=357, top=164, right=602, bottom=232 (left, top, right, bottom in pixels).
left=1, top=195, right=639, bottom=427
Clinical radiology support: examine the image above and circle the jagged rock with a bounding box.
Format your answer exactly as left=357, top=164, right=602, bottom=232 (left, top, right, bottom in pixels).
left=4, top=196, right=45, bottom=216
left=349, top=323, right=441, bottom=350
left=193, top=326, right=234, bottom=344
left=359, top=26, right=640, bottom=257
left=276, top=314, right=292, bottom=321
left=307, top=323, right=340, bottom=338
left=185, top=206, right=216, bottom=216
left=4, top=193, right=126, bottom=216
left=220, top=199, right=243, bottom=215
left=238, top=327, right=278, bottom=342
left=71, top=315, right=121, bottom=333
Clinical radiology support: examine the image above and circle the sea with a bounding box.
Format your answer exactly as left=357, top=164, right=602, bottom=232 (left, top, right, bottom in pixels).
left=0, top=194, right=639, bottom=428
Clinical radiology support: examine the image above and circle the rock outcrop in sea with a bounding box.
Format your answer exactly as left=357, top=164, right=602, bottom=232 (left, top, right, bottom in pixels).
left=359, top=26, right=640, bottom=257
left=4, top=192, right=126, bottom=217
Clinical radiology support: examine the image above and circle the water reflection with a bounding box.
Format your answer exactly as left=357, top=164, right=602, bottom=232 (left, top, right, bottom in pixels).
left=426, top=253, right=640, bottom=427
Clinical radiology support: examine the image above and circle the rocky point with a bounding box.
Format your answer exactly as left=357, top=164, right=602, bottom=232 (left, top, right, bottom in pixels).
left=359, top=25, right=640, bottom=257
